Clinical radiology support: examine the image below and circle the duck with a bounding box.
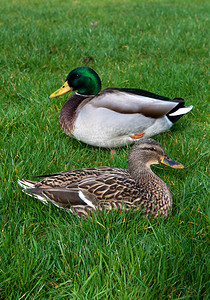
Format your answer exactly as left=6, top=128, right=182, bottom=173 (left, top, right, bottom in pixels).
left=49, top=67, right=193, bottom=148
left=18, top=138, right=184, bottom=218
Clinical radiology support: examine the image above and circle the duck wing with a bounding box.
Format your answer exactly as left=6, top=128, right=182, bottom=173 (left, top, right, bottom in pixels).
left=33, top=167, right=129, bottom=186
left=18, top=178, right=83, bottom=207
left=91, top=88, right=180, bottom=118
left=18, top=171, right=138, bottom=214
left=77, top=174, right=139, bottom=208
left=18, top=168, right=131, bottom=211
left=35, top=174, right=138, bottom=215
left=108, top=87, right=172, bottom=100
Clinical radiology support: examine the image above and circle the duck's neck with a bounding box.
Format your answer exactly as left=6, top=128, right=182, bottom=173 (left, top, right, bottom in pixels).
left=128, top=160, right=155, bottom=181
left=128, top=162, right=172, bottom=218
left=59, top=93, right=87, bottom=133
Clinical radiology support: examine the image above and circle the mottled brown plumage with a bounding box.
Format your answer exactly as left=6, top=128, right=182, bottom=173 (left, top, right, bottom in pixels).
left=18, top=139, right=184, bottom=218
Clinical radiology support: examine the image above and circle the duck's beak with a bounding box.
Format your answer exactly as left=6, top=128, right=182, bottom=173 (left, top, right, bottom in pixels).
left=161, top=154, right=184, bottom=169
left=49, top=81, right=73, bottom=99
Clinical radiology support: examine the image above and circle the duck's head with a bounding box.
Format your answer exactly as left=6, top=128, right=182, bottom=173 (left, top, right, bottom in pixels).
left=49, top=67, right=101, bottom=98
left=127, top=138, right=184, bottom=172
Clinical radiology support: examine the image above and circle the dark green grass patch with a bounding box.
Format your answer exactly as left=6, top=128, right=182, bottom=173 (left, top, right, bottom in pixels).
left=0, top=0, right=209, bottom=299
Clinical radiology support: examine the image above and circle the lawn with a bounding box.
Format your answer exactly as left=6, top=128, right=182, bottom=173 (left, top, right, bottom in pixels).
left=0, top=0, right=209, bottom=299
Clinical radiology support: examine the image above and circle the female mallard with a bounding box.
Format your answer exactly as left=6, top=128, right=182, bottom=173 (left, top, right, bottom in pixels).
left=49, top=67, right=193, bottom=148
left=18, top=138, right=184, bottom=218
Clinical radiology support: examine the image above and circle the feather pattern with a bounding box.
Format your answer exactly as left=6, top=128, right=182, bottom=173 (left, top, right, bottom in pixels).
left=18, top=138, right=184, bottom=218
left=49, top=67, right=193, bottom=147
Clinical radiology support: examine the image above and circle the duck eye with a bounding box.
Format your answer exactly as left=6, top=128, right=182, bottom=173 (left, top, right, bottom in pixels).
left=68, top=73, right=80, bottom=81
left=141, top=147, right=156, bottom=151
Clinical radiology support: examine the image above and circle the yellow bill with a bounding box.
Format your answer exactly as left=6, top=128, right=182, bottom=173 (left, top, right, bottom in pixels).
left=49, top=81, right=73, bottom=99
left=161, top=154, right=184, bottom=169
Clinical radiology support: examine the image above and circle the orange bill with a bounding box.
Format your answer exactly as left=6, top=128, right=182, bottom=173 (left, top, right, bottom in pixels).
left=161, top=154, right=184, bottom=169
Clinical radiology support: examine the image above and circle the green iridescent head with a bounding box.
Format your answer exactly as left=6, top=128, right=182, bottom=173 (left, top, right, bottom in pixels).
left=66, top=67, right=101, bottom=95
left=49, top=67, right=102, bottom=98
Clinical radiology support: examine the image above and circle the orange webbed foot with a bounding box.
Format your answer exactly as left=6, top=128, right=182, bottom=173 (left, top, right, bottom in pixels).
left=110, top=148, right=115, bottom=159
left=130, top=132, right=144, bottom=139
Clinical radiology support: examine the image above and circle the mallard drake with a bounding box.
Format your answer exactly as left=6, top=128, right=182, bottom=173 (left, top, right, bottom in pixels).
left=18, top=138, right=184, bottom=218
left=49, top=67, right=193, bottom=148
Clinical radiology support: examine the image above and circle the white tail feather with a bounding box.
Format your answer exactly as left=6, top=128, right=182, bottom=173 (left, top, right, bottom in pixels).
left=24, top=190, right=49, bottom=205
left=18, top=179, right=35, bottom=189
left=169, top=105, right=193, bottom=116
left=18, top=179, right=48, bottom=205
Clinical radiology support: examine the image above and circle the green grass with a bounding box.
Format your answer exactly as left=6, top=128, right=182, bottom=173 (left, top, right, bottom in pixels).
left=0, top=0, right=209, bottom=298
